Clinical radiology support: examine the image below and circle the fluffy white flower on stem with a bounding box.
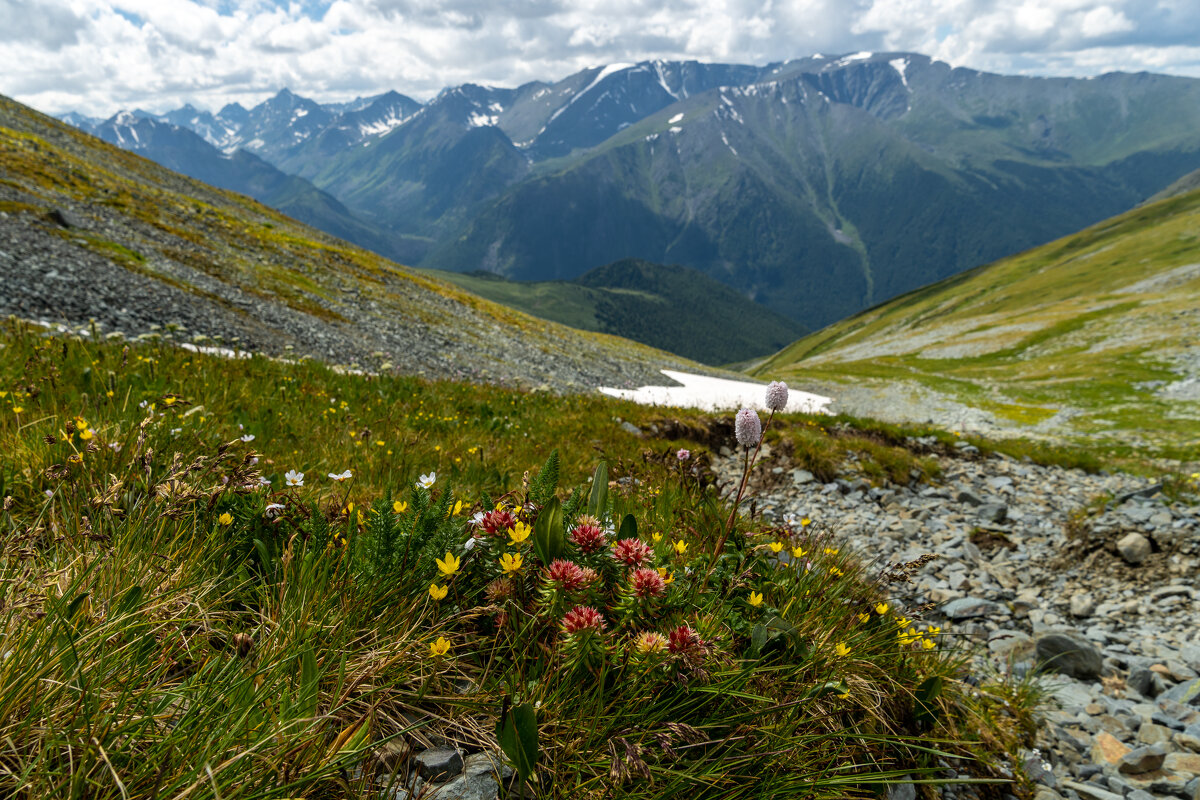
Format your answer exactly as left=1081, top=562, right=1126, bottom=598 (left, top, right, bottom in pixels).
left=285, top=469, right=304, bottom=487
left=329, top=470, right=352, bottom=482
left=735, top=408, right=761, bottom=448
left=765, top=381, right=789, bottom=412
left=418, top=471, right=436, bottom=488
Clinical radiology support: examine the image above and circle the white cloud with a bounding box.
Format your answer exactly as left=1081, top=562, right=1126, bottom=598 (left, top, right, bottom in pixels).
left=1, top=0, right=1198, bottom=117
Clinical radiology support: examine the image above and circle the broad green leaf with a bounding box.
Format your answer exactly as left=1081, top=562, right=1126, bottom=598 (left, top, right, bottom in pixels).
left=587, top=461, right=608, bottom=519
left=497, top=701, right=538, bottom=785
left=914, top=675, right=944, bottom=727
left=532, top=496, right=564, bottom=564
left=618, top=513, right=637, bottom=541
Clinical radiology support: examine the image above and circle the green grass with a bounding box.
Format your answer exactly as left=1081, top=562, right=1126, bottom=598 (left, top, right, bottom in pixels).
left=0, top=321, right=1039, bottom=799
left=753, top=182, right=1200, bottom=459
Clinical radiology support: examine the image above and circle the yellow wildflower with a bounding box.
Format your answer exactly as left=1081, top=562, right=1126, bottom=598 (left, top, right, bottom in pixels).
left=499, top=552, right=523, bottom=575
left=508, top=521, right=531, bottom=545
left=922, top=638, right=936, bottom=651
left=429, top=583, right=448, bottom=601
left=791, top=546, right=806, bottom=559
left=451, top=500, right=465, bottom=516
left=895, top=616, right=910, bottom=628
left=834, top=642, right=851, bottom=657
left=829, top=566, right=844, bottom=577
left=435, top=552, right=461, bottom=577
left=429, top=636, right=451, bottom=658
left=656, top=566, right=674, bottom=584
left=857, top=613, right=870, bottom=624
left=652, top=532, right=663, bottom=543
left=800, top=517, right=811, bottom=527
left=12, top=406, right=23, bottom=414
left=673, top=539, right=687, bottom=556
left=748, top=591, right=764, bottom=607
left=823, top=546, right=839, bottom=555
left=78, top=428, right=93, bottom=441
left=874, top=602, right=889, bottom=615
left=768, top=541, right=784, bottom=553
left=218, top=512, right=233, bottom=526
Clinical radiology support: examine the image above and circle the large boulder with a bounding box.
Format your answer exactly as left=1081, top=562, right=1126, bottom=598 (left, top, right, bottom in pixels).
left=1036, top=631, right=1104, bottom=680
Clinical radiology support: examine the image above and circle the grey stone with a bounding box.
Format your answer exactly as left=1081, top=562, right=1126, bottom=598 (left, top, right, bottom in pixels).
left=942, top=596, right=1005, bottom=620
left=1037, top=632, right=1105, bottom=680
left=1059, top=779, right=1123, bottom=800
left=1116, top=533, right=1152, bottom=565
left=1070, top=594, right=1096, bottom=618
left=1118, top=743, right=1168, bottom=774
left=413, top=747, right=464, bottom=781
left=791, top=469, right=815, bottom=485
left=886, top=780, right=917, bottom=800
left=426, top=753, right=513, bottom=800
left=619, top=421, right=643, bottom=437
left=1127, top=667, right=1166, bottom=698
left=1135, top=722, right=1172, bottom=746
left=957, top=488, right=985, bottom=507
left=977, top=502, right=1008, bottom=523
left=1164, top=679, right=1200, bottom=707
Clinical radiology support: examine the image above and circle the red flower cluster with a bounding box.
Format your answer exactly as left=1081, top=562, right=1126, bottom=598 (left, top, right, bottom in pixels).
left=561, top=605, right=606, bottom=634
left=612, top=537, right=654, bottom=567
left=479, top=509, right=517, bottom=535
left=545, top=559, right=588, bottom=591
left=570, top=522, right=607, bottom=553
left=667, top=624, right=701, bottom=655
left=630, top=567, right=667, bottom=598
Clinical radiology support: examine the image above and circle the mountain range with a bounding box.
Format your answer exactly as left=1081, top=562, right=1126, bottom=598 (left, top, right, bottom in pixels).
left=59, top=52, right=1200, bottom=333
left=0, top=93, right=719, bottom=391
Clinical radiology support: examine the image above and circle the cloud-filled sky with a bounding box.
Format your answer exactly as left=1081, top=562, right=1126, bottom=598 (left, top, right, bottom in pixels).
left=3, top=0, right=1200, bottom=118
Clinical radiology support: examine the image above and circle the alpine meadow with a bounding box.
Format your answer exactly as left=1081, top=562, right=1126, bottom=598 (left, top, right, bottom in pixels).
left=2, top=6, right=1200, bottom=800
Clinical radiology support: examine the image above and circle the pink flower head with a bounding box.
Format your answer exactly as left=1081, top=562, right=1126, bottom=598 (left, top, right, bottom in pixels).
left=612, top=538, right=654, bottom=567
left=735, top=408, right=762, bottom=448
left=676, top=448, right=690, bottom=460
left=667, top=624, right=701, bottom=655
left=480, top=509, right=517, bottom=535
left=765, top=381, right=789, bottom=412
left=545, top=559, right=588, bottom=591
left=562, top=605, right=606, bottom=634
left=630, top=567, right=667, bottom=598
left=570, top=522, right=607, bottom=554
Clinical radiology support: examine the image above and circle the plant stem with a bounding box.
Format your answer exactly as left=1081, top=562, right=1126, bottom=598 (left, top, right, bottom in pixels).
left=708, top=409, right=775, bottom=571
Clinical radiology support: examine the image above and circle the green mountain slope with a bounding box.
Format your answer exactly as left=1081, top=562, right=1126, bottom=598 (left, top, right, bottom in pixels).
left=751, top=185, right=1200, bottom=456
left=0, top=93, right=719, bottom=391
left=427, top=259, right=808, bottom=365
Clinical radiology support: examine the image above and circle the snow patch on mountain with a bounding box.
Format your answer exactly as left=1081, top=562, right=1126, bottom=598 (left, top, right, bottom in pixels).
left=890, top=58, right=910, bottom=88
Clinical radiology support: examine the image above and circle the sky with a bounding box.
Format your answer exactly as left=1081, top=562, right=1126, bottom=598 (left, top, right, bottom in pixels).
left=3, top=0, right=1200, bottom=118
